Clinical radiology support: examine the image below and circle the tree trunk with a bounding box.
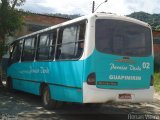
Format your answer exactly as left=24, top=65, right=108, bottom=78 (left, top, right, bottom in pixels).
left=11, top=0, right=18, bottom=10
left=0, top=37, right=5, bottom=58
left=0, top=38, right=5, bottom=87
left=0, top=67, right=3, bottom=87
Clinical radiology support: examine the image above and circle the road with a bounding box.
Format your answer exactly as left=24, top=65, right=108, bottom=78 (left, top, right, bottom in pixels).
left=0, top=87, right=160, bottom=120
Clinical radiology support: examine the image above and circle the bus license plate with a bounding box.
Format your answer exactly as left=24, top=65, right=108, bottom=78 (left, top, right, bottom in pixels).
left=119, top=94, right=132, bottom=99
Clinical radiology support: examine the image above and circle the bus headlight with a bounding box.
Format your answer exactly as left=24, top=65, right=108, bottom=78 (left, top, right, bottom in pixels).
left=87, top=73, right=96, bottom=85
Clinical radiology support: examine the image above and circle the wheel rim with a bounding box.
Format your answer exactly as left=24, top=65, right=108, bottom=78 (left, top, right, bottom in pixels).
left=43, top=89, right=50, bottom=105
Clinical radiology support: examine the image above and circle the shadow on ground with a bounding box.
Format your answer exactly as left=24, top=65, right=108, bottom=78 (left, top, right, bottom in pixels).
left=0, top=87, right=160, bottom=120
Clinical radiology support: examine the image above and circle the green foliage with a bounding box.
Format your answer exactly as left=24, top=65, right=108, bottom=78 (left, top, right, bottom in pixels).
left=127, top=12, right=160, bottom=31
left=0, top=9, right=24, bottom=36
left=154, top=71, right=160, bottom=93
left=10, top=0, right=26, bottom=8
left=0, top=0, right=24, bottom=57
left=155, top=25, right=160, bottom=30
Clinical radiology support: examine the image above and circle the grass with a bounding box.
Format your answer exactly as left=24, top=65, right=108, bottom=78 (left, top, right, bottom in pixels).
left=154, top=71, right=160, bottom=94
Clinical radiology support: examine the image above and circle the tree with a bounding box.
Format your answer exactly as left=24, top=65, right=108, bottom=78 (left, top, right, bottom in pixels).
left=10, top=0, right=26, bottom=10
left=127, top=12, right=160, bottom=31
left=0, top=0, right=25, bottom=86
left=0, top=0, right=25, bottom=57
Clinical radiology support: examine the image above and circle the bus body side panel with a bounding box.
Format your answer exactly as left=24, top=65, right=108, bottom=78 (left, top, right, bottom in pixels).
left=12, top=78, right=41, bottom=95
left=7, top=62, right=41, bottom=95
left=7, top=60, right=84, bottom=103
left=49, top=84, right=82, bottom=103
left=48, top=61, right=84, bottom=103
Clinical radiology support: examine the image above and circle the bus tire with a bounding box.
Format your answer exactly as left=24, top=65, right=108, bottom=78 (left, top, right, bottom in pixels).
left=42, top=85, right=59, bottom=110
left=85, top=103, right=103, bottom=108
left=6, top=77, right=16, bottom=93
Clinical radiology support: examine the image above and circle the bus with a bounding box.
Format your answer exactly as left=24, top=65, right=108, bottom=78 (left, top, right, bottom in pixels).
left=6, top=12, right=154, bottom=109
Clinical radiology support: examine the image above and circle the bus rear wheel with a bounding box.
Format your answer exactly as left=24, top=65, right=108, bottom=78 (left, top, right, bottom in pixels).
left=42, top=86, right=61, bottom=110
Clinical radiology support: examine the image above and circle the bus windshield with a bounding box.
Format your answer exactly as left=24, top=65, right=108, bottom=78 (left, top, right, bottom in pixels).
left=95, top=19, right=152, bottom=57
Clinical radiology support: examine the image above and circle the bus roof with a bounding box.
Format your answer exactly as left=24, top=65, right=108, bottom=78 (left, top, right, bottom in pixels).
left=13, top=12, right=151, bottom=43
left=94, top=12, right=150, bottom=28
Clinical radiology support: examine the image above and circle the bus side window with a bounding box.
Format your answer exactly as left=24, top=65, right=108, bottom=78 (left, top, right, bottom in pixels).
left=56, top=29, right=63, bottom=59
left=56, top=21, right=86, bottom=60
left=49, top=31, right=57, bottom=60
left=37, top=34, right=50, bottom=60
left=22, top=37, right=36, bottom=61
left=10, top=40, right=23, bottom=64
left=36, top=30, right=57, bottom=61
left=56, top=26, right=77, bottom=60
left=75, top=22, right=86, bottom=58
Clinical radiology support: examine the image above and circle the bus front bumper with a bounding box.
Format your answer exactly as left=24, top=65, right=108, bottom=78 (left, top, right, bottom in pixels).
left=83, top=83, right=154, bottom=103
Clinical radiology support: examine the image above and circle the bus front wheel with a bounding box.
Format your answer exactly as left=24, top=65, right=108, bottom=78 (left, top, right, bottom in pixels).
left=42, top=86, right=59, bottom=110
left=6, top=77, right=13, bottom=90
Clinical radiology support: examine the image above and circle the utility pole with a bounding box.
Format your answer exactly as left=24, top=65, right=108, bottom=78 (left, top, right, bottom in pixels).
left=92, top=0, right=108, bottom=13
left=92, top=1, right=95, bottom=13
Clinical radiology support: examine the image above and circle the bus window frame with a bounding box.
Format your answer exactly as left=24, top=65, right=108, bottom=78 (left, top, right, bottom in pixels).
left=21, top=35, right=37, bottom=62
left=9, top=19, right=87, bottom=63
left=55, top=20, right=86, bottom=61
left=35, top=30, right=57, bottom=62
left=9, top=39, right=24, bottom=64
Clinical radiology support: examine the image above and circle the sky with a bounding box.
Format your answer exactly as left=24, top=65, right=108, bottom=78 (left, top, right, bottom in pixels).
left=18, top=0, right=160, bottom=15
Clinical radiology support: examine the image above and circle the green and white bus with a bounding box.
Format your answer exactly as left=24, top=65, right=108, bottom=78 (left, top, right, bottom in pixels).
left=6, top=13, right=154, bottom=109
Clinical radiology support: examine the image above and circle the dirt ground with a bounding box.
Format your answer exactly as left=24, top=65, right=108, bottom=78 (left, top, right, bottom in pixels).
left=0, top=87, right=160, bottom=120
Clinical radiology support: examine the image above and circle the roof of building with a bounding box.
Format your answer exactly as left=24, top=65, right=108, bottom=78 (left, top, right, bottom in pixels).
left=22, top=11, right=72, bottom=20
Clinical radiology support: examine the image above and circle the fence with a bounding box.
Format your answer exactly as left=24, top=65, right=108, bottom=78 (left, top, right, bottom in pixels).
left=154, top=38, right=160, bottom=66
